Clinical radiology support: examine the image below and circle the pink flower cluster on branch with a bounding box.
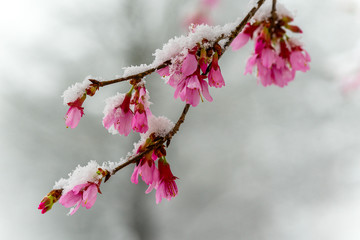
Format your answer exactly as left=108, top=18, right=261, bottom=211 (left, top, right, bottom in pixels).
left=231, top=7, right=310, bottom=87
left=131, top=133, right=178, bottom=203
left=158, top=42, right=225, bottom=107
left=40, top=0, right=311, bottom=216
left=103, top=81, right=151, bottom=136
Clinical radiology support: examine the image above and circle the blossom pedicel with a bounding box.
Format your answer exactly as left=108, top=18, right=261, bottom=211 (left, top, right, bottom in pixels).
left=231, top=9, right=310, bottom=87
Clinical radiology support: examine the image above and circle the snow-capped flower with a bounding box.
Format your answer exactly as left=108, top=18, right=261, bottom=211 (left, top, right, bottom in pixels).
left=103, top=84, right=152, bottom=136
left=155, top=158, right=178, bottom=204
left=58, top=182, right=101, bottom=215
left=38, top=189, right=62, bottom=214
left=63, top=81, right=99, bottom=129
left=158, top=49, right=214, bottom=107
left=103, top=93, right=133, bottom=136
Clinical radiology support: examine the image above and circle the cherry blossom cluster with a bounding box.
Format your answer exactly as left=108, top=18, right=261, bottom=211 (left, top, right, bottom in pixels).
left=131, top=133, right=178, bottom=203
left=231, top=12, right=310, bottom=87
left=157, top=42, right=224, bottom=107
left=103, top=81, right=152, bottom=136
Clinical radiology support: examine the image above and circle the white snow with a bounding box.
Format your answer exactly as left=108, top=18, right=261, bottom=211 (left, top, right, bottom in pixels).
left=53, top=160, right=102, bottom=194
left=121, top=20, right=240, bottom=79
left=132, top=115, right=175, bottom=154
left=253, top=2, right=293, bottom=22
left=62, top=75, right=102, bottom=104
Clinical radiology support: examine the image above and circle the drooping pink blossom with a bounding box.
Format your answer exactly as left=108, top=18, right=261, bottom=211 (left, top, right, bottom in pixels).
left=208, top=52, right=225, bottom=88
left=155, top=159, right=178, bottom=204
left=131, top=155, right=160, bottom=193
left=103, top=93, right=133, bottom=136
left=58, top=182, right=100, bottom=215
left=65, top=96, right=85, bottom=129
left=233, top=14, right=310, bottom=87
left=159, top=50, right=214, bottom=107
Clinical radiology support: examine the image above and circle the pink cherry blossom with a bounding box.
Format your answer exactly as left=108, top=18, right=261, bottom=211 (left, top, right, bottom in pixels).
left=103, top=93, right=133, bottom=136
left=155, top=159, right=178, bottom=204
left=65, top=106, right=83, bottom=129
left=65, top=96, right=85, bottom=129
left=238, top=16, right=310, bottom=87
left=208, top=52, right=225, bottom=88
left=131, top=156, right=160, bottom=194
left=58, top=182, right=100, bottom=215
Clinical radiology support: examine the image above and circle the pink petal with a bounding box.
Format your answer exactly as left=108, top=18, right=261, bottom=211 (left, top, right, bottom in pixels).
left=257, top=61, right=272, bottom=87
left=157, top=66, right=170, bottom=77
left=208, top=68, right=225, bottom=88
left=261, top=48, right=277, bottom=68
left=185, top=88, right=201, bottom=107
left=244, top=54, right=258, bottom=75
left=186, top=75, right=201, bottom=89
left=181, top=53, right=198, bottom=77
left=103, top=108, right=116, bottom=129
left=72, top=183, right=91, bottom=194
left=200, top=79, right=213, bottom=102
left=131, top=165, right=140, bottom=184
left=231, top=33, right=250, bottom=51
left=65, top=107, right=82, bottom=129
left=69, top=202, right=81, bottom=215
left=59, top=191, right=82, bottom=208
left=82, top=184, right=98, bottom=209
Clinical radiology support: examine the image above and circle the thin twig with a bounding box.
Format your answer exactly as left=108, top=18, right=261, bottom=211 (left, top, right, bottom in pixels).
left=89, top=0, right=266, bottom=87
left=111, top=104, right=191, bottom=176
left=89, top=61, right=170, bottom=87
left=270, top=0, right=278, bottom=36
left=221, top=0, right=265, bottom=51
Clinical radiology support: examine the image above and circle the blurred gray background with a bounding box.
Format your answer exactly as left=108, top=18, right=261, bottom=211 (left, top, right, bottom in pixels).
left=2, top=0, right=360, bottom=239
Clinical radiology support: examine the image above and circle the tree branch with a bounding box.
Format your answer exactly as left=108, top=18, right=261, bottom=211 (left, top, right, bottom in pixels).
left=89, top=0, right=266, bottom=88
left=110, top=104, right=191, bottom=177
left=221, top=0, right=265, bottom=51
